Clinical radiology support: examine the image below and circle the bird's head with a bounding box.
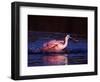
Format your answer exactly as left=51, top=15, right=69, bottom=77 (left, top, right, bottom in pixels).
left=65, top=35, right=71, bottom=40
left=66, top=35, right=71, bottom=38
left=64, top=35, right=71, bottom=41
left=65, top=35, right=79, bottom=42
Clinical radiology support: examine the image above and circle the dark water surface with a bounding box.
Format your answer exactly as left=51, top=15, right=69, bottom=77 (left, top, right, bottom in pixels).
left=28, top=32, right=87, bottom=66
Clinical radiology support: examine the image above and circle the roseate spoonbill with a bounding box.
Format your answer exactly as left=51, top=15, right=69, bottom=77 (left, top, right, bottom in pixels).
left=41, top=35, right=78, bottom=52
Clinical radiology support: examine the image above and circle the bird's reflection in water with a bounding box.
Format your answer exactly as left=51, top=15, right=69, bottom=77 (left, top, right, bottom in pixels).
left=43, top=54, right=68, bottom=65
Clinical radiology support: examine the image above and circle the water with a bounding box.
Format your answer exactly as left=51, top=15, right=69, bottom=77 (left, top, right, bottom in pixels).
left=28, top=31, right=87, bottom=67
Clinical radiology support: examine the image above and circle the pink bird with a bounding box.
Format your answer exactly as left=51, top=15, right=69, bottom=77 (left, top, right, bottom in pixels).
left=41, top=35, right=77, bottom=52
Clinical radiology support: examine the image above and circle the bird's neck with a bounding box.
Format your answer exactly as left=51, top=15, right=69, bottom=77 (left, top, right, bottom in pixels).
left=63, top=38, right=69, bottom=48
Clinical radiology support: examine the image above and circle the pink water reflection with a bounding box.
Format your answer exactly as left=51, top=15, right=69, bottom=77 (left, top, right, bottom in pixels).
left=43, top=54, right=68, bottom=65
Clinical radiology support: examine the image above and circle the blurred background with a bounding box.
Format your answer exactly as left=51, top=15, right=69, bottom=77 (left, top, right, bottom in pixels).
left=28, top=15, right=87, bottom=39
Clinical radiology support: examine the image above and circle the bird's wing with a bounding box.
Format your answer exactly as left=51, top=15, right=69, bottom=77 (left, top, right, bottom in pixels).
left=47, top=42, right=59, bottom=49
left=47, top=44, right=58, bottom=49
left=48, top=40, right=56, bottom=44
left=57, top=40, right=64, bottom=43
left=43, top=40, right=56, bottom=47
